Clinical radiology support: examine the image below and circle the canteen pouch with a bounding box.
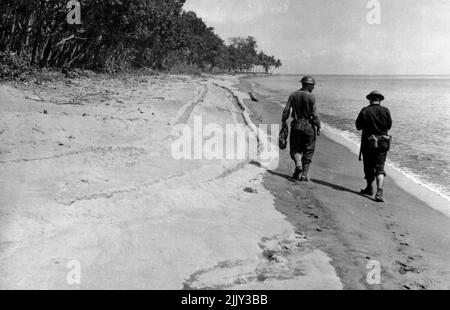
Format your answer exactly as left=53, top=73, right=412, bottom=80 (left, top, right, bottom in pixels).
left=366, top=135, right=392, bottom=152
left=379, top=135, right=392, bottom=152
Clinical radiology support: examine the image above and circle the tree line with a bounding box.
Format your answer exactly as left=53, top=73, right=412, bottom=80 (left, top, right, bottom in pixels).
left=0, top=0, right=282, bottom=75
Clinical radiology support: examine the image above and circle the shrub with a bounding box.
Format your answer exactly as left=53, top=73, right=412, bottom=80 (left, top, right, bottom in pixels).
left=0, top=51, right=31, bottom=79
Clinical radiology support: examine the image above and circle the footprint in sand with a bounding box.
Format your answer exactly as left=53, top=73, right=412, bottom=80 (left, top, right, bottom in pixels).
left=403, top=282, right=427, bottom=290
left=396, top=261, right=420, bottom=275
left=244, top=187, right=258, bottom=194
left=303, top=211, right=319, bottom=220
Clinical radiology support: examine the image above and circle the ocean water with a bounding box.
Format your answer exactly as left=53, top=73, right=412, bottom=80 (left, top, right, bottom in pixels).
left=248, top=75, right=450, bottom=201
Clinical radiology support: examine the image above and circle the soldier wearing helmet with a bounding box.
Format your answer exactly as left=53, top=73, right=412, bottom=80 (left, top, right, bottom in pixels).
left=356, top=90, right=393, bottom=202
left=281, top=76, right=321, bottom=182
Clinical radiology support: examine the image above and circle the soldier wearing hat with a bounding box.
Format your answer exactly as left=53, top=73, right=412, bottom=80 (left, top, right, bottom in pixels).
left=282, top=76, right=321, bottom=182
left=356, top=90, right=393, bottom=202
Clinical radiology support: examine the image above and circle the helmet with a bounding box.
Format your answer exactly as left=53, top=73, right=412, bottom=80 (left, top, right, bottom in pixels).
left=300, top=76, right=316, bottom=85
left=366, top=90, right=385, bottom=101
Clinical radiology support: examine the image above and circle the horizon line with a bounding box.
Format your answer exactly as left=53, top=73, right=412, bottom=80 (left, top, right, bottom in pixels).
left=276, top=73, right=450, bottom=77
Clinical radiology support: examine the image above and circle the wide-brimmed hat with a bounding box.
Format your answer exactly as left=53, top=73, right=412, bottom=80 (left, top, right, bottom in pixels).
left=300, top=76, right=316, bottom=85
left=366, top=90, right=385, bottom=101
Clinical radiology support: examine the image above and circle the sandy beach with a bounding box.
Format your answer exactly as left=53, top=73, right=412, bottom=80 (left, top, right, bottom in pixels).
left=238, top=77, right=450, bottom=290
left=0, top=73, right=340, bottom=290
left=0, top=73, right=449, bottom=290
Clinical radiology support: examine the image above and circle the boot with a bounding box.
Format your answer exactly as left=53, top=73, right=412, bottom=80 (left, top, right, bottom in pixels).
left=375, top=189, right=385, bottom=203
left=292, top=167, right=302, bottom=181
left=361, top=182, right=374, bottom=196
left=300, top=163, right=310, bottom=182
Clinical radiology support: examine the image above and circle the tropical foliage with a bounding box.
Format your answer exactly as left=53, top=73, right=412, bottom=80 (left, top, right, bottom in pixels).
left=0, top=0, right=282, bottom=75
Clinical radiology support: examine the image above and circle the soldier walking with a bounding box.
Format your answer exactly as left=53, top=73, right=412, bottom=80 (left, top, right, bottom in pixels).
left=282, top=76, right=321, bottom=182
left=356, top=90, right=393, bottom=202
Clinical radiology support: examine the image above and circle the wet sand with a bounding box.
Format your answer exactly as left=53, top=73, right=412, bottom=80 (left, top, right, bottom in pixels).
left=238, top=77, right=450, bottom=290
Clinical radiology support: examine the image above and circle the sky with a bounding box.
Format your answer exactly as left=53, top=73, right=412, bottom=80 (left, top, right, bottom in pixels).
left=183, top=0, right=450, bottom=75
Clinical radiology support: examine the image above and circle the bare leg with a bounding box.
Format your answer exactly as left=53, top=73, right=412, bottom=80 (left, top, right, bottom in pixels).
left=300, top=162, right=311, bottom=182
left=292, top=153, right=302, bottom=181
left=294, top=153, right=302, bottom=170
left=376, top=174, right=385, bottom=190
left=375, top=174, right=385, bottom=202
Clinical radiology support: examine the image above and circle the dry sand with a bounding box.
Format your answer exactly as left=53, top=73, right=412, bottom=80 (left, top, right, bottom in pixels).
left=0, top=74, right=341, bottom=289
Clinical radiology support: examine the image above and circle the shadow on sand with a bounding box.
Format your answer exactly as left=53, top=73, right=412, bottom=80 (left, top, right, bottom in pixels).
left=310, top=179, right=361, bottom=195
left=310, top=178, right=376, bottom=201
left=250, top=161, right=374, bottom=201
left=267, top=170, right=293, bottom=182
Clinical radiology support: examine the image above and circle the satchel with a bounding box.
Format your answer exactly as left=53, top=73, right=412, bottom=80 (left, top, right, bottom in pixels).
left=366, top=135, right=392, bottom=152
left=279, top=123, right=289, bottom=150
left=292, top=119, right=315, bottom=135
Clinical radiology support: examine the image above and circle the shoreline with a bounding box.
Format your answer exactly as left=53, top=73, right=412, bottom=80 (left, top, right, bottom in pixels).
left=320, top=124, right=450, bottom=218
left=235, top=76, right=450, bottom=289
left=243, top=77, right=450, bottom=219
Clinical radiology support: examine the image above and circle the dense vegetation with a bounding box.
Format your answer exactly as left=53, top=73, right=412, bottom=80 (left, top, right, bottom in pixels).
left=0, top=0, right=282, bottom=77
